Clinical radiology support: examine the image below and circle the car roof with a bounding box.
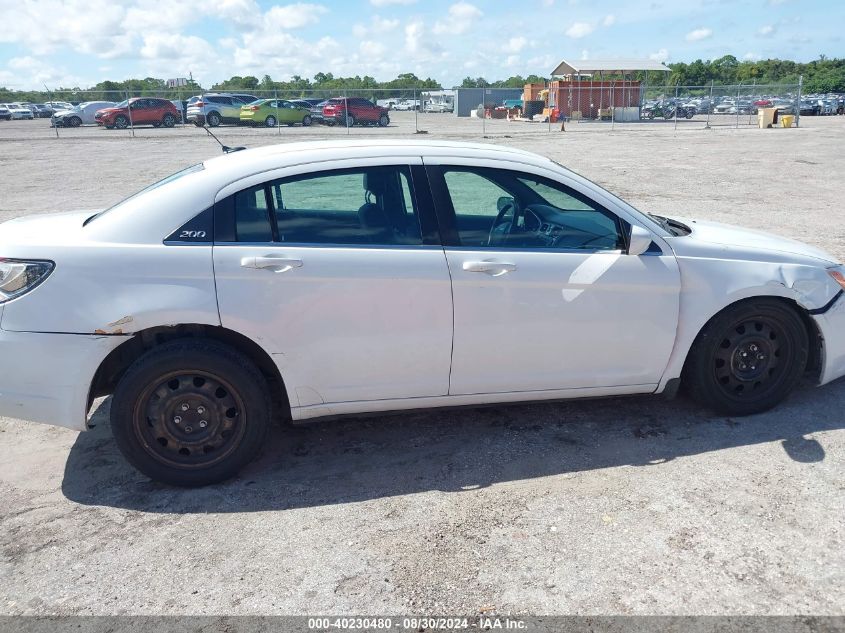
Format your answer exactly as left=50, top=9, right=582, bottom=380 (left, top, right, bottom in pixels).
left=202, top=139, right=554, bottom=181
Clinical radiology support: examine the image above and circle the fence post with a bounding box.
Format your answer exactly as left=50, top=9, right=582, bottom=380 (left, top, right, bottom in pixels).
left=796, top=75, right=803, bottom=128
left=673, top=82, right=679, bottom=132
left=482, top=90, right=486, bottom=137
left=345, top=89, right=350, bottom=136
left=705, top=81, right=713, bottom=129
left=275, top=89, right=281, bottom=135
left=611, top=81, right=615, bottom=131
left=46, top=85, right=59, bottom=138
left=125, top=89, right=135, bottom=137
left=735, top=82, right=741, bottom=129
left=414, top=88, right=419, bottom=133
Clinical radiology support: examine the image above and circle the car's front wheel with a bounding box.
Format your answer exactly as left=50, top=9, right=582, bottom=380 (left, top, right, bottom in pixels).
left=685, top=299, right=808, bottom=415
left=207, top=111, right=221, bottom=127
left=378, top=114, right=389, bottom=127
left=114, top=115, right=129, bottom=129
left=265, top=115, right=277, bottom=127
left=110, top=340, right=271, bottom=487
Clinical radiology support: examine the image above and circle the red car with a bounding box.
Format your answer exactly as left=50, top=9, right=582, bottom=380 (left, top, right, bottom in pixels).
left=322, top=97, right=390, bottom=127
left=95, top=98, right=180, bottom=130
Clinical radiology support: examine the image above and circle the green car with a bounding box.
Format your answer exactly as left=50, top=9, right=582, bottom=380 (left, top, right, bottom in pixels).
left=240, top=99, right=312, bottom=127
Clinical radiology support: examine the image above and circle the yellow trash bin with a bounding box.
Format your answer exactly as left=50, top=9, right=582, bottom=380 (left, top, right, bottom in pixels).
left=781, top=114, right=795, bottom=128
left=758, top=107, right=776, bottom=128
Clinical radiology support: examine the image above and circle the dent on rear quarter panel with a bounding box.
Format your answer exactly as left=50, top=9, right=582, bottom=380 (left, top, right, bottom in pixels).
left=0, top=245, right=221, bottom=334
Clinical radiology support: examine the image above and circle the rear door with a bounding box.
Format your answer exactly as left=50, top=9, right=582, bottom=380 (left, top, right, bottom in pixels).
left=212, top=159, right=454, bottom=410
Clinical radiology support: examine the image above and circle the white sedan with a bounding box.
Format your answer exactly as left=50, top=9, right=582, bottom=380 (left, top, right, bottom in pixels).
left=51, top=101, right=115, bottom=127
left=1, top=140, right=844, bottom=486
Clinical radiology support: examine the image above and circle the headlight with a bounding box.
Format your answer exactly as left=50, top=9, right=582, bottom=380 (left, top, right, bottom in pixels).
left=828, top=267, right=845, bottom=291
left=0, top=259, right=55, bottom=303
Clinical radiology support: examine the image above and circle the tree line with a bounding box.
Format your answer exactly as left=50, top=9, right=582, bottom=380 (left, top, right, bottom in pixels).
left=1, top=57, right=843, bottom=103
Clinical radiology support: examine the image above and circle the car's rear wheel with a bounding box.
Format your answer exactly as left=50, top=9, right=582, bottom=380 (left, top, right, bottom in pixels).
left=110, top=340, right=271, bottom=487
left=345, top=113, right=355, bottom=127
left=265, top=115, right=277, bottom=127
left=302, top=114, right=312, bottom=126
left=162, top=113, right=176, bottom=128
left=378, top=114, right=389, bottom=127
left=685, top=299, right=808, bottom=415
left=114, top=115, right=129, bottom=129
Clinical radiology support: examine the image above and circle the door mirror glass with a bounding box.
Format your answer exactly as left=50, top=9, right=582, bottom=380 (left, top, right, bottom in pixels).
left=496, top=196, right=514, bottom=212
left=628, top=225, right=654, bottom=256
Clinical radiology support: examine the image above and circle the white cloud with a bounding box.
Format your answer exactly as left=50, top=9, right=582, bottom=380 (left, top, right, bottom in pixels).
left=758, top=24, right=775, bottom=37
left=404, top=20, right=443, bottom=59
left=565, top=22, right=594, bottom=38
left=505, top=55, right=520, bottom=67
left=743, top=52, right=761, bottom=60
left=140, top=33, right=215, bottom=61
left=602, top=14, right=616, bottom=27
left=360, top=40, right=387, bottom=59
left=580, top=49, right=589, bottom=60
left=504, top=36, right=527, bottom=53
left=264, top=3, right=329, bottom=30
left=649, top=48, right=669, bottom=62
left=370, top=0, right=416, bottom=5
left=433, top=2, right=483, bottom=35
left=353, top=15, right=399, bottom=38
left=685, top=27, right=712, bottom=42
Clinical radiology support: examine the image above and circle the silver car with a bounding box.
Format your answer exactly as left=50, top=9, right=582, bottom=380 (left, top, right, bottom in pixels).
left=51, top=101, right=115, bottom=127
left=186, top=93, right=258, bottom=127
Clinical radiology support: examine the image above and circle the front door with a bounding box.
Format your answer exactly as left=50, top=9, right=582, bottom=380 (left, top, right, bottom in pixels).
left=427, top=163, right=681, bottom=395
left=212, top=161, right=454, bottom=409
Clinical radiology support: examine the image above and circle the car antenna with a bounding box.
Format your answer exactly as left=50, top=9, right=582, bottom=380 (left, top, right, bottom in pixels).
left=201, top=125, right=245, bottom=154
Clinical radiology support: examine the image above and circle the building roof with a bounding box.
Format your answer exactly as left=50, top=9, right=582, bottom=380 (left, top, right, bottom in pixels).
left=551, top=59, right=671, bottom=76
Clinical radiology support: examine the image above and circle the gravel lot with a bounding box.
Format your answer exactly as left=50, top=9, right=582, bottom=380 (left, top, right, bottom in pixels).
left=0, top=114, right=843, bottom=616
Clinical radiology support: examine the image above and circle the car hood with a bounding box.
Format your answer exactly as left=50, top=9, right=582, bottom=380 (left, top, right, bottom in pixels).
left=52, top=109, right=78, bottom=117
left=96, top=108, right=121, bottom=114
left=665, top=216, right=839, bottom=265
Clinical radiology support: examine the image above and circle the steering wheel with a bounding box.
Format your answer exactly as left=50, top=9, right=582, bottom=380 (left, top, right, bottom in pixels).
left=487, top=198, right=522, bottom=246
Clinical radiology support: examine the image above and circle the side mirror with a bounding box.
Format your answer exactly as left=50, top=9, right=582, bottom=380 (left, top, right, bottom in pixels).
left=628, top=225, right=654, bottom=256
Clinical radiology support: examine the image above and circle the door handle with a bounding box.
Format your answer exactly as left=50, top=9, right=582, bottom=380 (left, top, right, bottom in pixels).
left=462, top=260, right=518, bottom=276
left=241, top=256, right=303, bottom=272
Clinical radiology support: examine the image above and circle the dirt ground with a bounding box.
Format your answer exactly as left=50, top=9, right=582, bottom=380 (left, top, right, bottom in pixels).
left=0, top=114, right=843, bottom=616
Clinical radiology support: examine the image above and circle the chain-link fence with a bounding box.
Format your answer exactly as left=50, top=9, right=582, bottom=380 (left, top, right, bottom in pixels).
left=0, top=80, right=828, bottom=143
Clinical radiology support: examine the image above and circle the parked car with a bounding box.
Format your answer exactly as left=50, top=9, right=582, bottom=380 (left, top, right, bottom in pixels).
left=239, top=99, right=312, bottom=127
left=45, top=101, right=74, bottom=113
left=393, top=100, right=420, bottom=111
left=186, top=93, right=257, bottom=127
left=799, top=100, right=820, bottom=116
left=30, top=104, right=53, bottom=118
left=0, top=104, right=10, bottom=121
left=321, top=97, right=390, bottom=126
left=51, top=101, right=115, bottom=127
left=5, top=103, right=34, bottom=120
left=309, top=100, right=330, bottom=124
left=94, top=98, right=180, bottom=129
left=424, top=100, right=454, bottom=113
left=2, top=140, right=845, bottom=486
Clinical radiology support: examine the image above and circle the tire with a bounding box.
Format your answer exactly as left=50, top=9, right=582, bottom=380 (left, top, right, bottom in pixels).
left=684, top=299, right=808, bottom=416
left=68, top=116, right=82, bottom=127
left=345, top=113, right=355, bottom=127
left=110, top=340, right=272, bottom=487
left=207, top=111, right=221, bottom=127
left=162, top=113, right=176, bottom=128
left=114, top=115, right=129, bottom=130
left=264, top=115, right=277, bottom=127
left=686, top=111, right=694, bottom=119
left=302, top=114, right=312, bottom=126
left=378, top=114, right=389, bottom=127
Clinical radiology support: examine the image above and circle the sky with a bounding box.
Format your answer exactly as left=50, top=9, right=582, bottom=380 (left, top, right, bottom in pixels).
left=0, top=0, right=841, bottom=90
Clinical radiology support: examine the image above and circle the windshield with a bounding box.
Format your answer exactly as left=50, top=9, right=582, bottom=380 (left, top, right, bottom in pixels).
left=113, top=100, right=128, bottom=108
left=84, top=163, right=205, bottom=225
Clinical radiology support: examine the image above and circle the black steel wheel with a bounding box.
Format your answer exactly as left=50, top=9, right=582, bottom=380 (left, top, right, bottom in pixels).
left=685, top=299, right=808, bottom=415
left=111, top=340, right=271, bottom=486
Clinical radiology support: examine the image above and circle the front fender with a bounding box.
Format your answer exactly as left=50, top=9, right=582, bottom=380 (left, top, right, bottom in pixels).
left=657, top=256, right=841, bottom=391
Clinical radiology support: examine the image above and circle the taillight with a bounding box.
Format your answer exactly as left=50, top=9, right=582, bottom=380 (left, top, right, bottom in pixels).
left=0, top=258, right=54, bottom=303
left=194, top=100, right=204, bottom=107
left=249, top=106, right=259, bottom=111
